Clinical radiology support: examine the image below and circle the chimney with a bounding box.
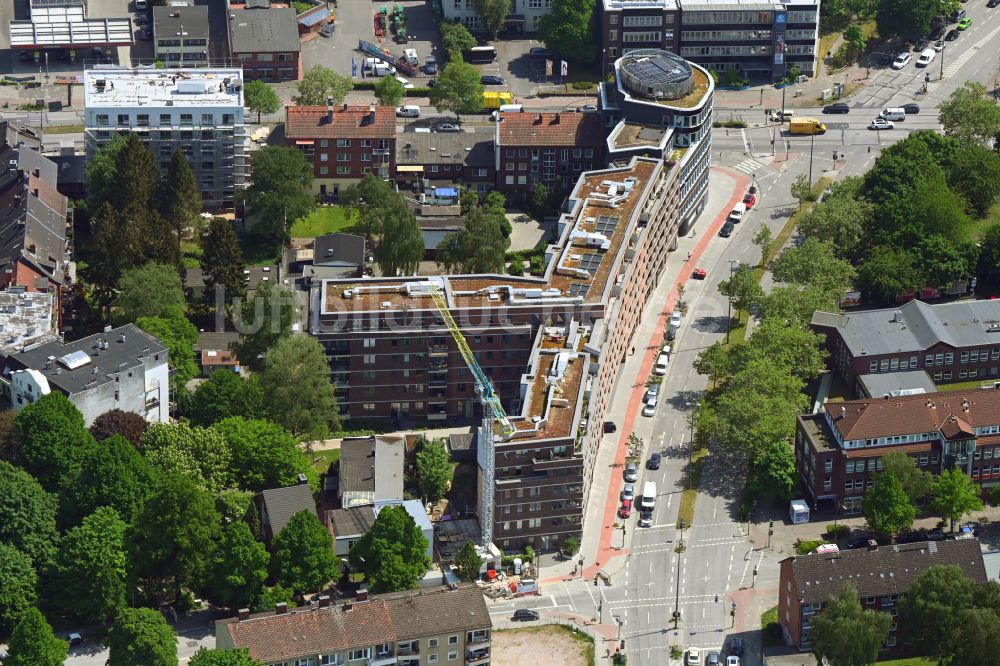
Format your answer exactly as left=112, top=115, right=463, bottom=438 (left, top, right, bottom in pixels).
left=275, top=602, right=288, bottom=615
left=297, top=472, right=308, bottom=484
left=318, top=595, right=331, bottom=608
left=344, top=602, right=353, bottom=612
left=238, top=608, right=250, bottom=621
left=327, top=97, right=334, bottom=124
left=368, top=104, right=376, bottom=124
left=553, top=112, right=560, bottom=124
left=534, top=113, right=543, bottom=124
left=356, top=586, right=369, bottom=602
left=893, top=310, right=903, bottom=323
left=343, top=102, right=348, bottom=111
left=867, top=539, right=878, bottom=551
left=840, top=406, right=846, bottom=419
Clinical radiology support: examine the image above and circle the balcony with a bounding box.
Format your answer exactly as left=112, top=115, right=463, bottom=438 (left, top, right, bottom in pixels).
left=371, top=650, right=396, bottom=666
left=397, top=644, right=419, bottom=657
left=467, top=634, right=489, bottom=646
left=467, top=647, right=490, bottom=664
left=429, top=388, right=447, bottom=399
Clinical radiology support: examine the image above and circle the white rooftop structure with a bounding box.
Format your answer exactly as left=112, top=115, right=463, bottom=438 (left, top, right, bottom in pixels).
left=10, top=0, right=133, bottom=49
left=83, top=68, right=245, bottom=109
left=0, top=288, right=57, bottom=357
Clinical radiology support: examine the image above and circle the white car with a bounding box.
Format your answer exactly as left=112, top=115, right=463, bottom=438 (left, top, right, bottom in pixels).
left=891, top=52, right=910, bottom=69
left=727, top=657, right=740, bottom=666
left=869, top=118, right=894, bottom=130
left=686, top=648, right=701, bottom=666
left=653, top=352, right=669, bottom=375
left=669, top=310, right=682, bottom=330
left=642, top=395, right=658, bottom=417
left=395, top=76, right=415, bottom=89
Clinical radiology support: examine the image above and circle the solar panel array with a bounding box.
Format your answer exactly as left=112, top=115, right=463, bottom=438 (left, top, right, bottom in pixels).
left=594, top=215, right=621, bottom=236
left=579, top=253, right=602, bottom=274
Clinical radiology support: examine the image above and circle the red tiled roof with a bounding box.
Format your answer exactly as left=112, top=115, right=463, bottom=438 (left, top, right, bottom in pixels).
left=497, top=112, right=604, bottom=147
left=823, top=388, right=1000, bottom=441
left=286, top=105, right=396, bottom=139
left=941, top=414, right=975, bottom=439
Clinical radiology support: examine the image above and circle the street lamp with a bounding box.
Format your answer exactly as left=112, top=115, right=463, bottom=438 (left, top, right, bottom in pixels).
left=939, top=43, right=945, bottom=82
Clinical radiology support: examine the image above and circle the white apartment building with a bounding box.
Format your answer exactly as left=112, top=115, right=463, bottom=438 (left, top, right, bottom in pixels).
left=83, top=67, right=248, bottom=211
left=443, top=0, right=552, bottom=34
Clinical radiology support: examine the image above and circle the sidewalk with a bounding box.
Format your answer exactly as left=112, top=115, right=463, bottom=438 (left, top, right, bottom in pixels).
left=541, top=166, right=751, bottom=585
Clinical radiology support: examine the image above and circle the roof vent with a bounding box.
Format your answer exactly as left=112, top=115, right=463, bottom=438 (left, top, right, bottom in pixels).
left=57, top=350, right=91, bottom=370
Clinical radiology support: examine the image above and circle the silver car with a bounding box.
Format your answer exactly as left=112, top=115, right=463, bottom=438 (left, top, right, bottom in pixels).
left=624, top=462, right=638, bottom=483
left=621, top=483, right=635, bottom=502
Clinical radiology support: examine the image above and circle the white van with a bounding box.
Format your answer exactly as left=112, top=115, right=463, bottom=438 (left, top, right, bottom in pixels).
left=916, top=48, right=936, bottom=67
left=491, top=104, right=524, bottom=120
left=879, top=107, right=906, bottom=121
left=403, top=48, right=418, bottom=66
left=641, top=481, right=657, bottom=510
left=396, top=105, right=420, bottom=118
left=364, top=58, right=396, bottom=75
left=728, top=201, right=747, bottom=223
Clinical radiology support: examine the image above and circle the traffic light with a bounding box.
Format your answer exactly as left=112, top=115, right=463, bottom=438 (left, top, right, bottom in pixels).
left=620, top=641, right=625, bottom=650
left=714, top=595, right=719, bottom=603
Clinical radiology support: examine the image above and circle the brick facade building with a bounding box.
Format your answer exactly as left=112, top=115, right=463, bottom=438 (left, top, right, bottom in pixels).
left=494, top=112, right=606, bottom=194
left=229, top=7, right=302, bottom=82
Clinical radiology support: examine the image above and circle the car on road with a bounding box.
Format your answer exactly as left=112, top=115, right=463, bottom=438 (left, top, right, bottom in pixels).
left=933, top=40, right=945, bottom=51
left=720, top=220, right=734, bottom=237
left=424, top=55, right=438, bottom=75
left=529, top=47, right=551, bottom=58
left=647, top=452, right=661, bottom=470
left=654, top=351, right=669, bottom=375
left=513, top=609, right=540, bottom=621
left=68, top=632, right=83, bottom=647
left=686, top=648, right=701, bottom=666
left=727, top=657, right=741, bottom=666
left=958, top=16, right=972, bottom=29
left=618, top=499, right=632, bottom=518
left=692, top=268, right=707, bottom=279
left=396, top=105, right=420, bottom=118
left=642, top=395, right=658, bottom=417
left=945, top=28, right=960, bottom=40
left=395, top=76, right=415, bottom=89
left=576, top=105, right=599, bottom=113
left=869, top=118, right=894, bottom=130
left=823, top=102, right=850, bottom=114
left=742, top=191, right=757, bottom=208
left=481, top=75, right=506, bottom=86
left=707, top=652, right=721, bottom=666
left=892, top=52, right=910, bottom=69
left=669, top=311, right=682, bottom=332
left=639, top=509, right=653, bottom=527
left=621, top=483, right=635, bottom=502
left=903, top=103, right=920, bottom=114
left=930, top=24, right=945, bottom=39
left=432, top=122, right=461, bottom=133
left=624, top=462, right=638, bottom=482
left=990, top=0, right=1000, bottom=7
left=728, top=637, right=744, bottom=657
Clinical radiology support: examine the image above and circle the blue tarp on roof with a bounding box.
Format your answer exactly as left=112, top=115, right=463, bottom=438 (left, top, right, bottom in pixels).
left=298, top=7, right=330, bottom=26
left=435, top=188, right=458, bottom=197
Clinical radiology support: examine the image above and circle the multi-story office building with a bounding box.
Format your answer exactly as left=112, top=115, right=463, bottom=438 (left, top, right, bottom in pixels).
left=442, top=0, right=552, bottom=34
left=599, top=0, right=819, bottom=81
left=217, top=585, right=492, bottom=666
left=796, top=387, right=1000, bottom=513
left=83, top=67, right=248, bottom=211
left=494, top=112, right=606, bottom=194
left=153, top=5, right=210, bottom=68
left=285, top=103, right=396, bottom=198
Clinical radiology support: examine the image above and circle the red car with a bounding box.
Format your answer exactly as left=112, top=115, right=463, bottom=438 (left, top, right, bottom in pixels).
left=692, top=268, right=707, bottom=280
left=619, top=499, right=632, bottom=518
left=742, top=192, right=757, bottom=208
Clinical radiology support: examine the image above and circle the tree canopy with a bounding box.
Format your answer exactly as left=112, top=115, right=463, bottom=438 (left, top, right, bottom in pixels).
left=272, top=509, right=337, bottom=596
left=158, top=150, right=202, bottom=261
left=261, top=334, right=341, bottom=440
left=294, top=65, right=354, bottom=106
left=190, top=648, right=266, bottom=666
left=416, top=437, right=454, bottom=502
left=246, top=146, right=316, bottom=244
left=939, top=81, right=1000, bottom=146
left=107, top=607, right=178, bottom=666
left=538, top=0, right=596, bottom=63
left=930, top=467, right=983, bottom=532
left=811, top=584, right=891, bottom=666
left=0, top=460, right=59, bottom=568
left=66, top=434, right=158, bottom=526
left=374, top=75, right=406, bottom=107
left=900, top=564, right=977, bottom=662
left=141, top=422, right=233, bottom=493
left=90, top=408, right=150, bottom=447
left=201, top=217, right=247, bottom=305
left=473, top=0, right=512, bottom=38
left=440, top=22, right=476, bottom=57
left=233, top=282, right=296, bottom=372
left=244, top=80, right=281, bottom=123
left=137, top=306, right=200, bottom=385
left=437, top=205, right=510, bottom=273
left=374, top=201, right=425, bottom=277
left=112, top=262, right=186, bottom=325
left=15, top=391, right=96, bottom=492
left=454, top=540, right=483, bottom=582
left=0, top=543, right=38, bottom=634
left=875, top=0, right=937, bottom=40
left=189, top=372, right=264, bottom=427
left=880, top=452, right=932, bottom=502
left=213, top=417, right=315, bottom=492
left=349, top=504, right=431, bottom=593
left=4, top=607, right=68, bottom=666
left=429, top=61, right=485, bottom=117
left=206, top=521, right=269, bottom=612
left=50, top=506, right=128, bottom=624
left=862, top=470, right=916, bottom=536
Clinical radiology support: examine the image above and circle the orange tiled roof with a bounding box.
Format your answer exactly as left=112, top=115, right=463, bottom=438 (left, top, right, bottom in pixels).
left=286, top=105, right=396, bottom=139
left=497, top=111, right=604, bottom=147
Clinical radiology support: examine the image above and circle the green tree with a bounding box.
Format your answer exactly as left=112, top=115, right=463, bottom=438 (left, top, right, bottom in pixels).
left=201, top=217, right=247, bottom=305
left=440, top=22, right=476, bottom=58
left=374, top=201, right=425, bottom=276
left=129, top=473, right=220, bottom=605
left=112, top=262, right=186, bottom=325
left=952, top=608, right=1000, bottom=665
left=747, top=440, right=797, bottom=499
left=437, top=205, right=510, bottom=273
left=857, top=246, right=921, bottom=303
left=244, top=80, right=281, bottom=123
left=158, top=150, right=202, bottom=261
left=137, top=306, right=200, bottom=384
left=85, top=203, right=131, bottom=303
left=339, top=173, right=397, bottom=241
left=946, top=143, right=1000, bottom=217
left=374, top=74, right=406, bottom=107
left=112, top=132, right=161, bottom=213
left=349, top=505, right=431, bottom=593
left=790, top=173, right=812, bottom=206
left=85, top=134, right=128, bottom=210
left=916, top=234, right=968, bottom=288
left=141, top=422, right=234, bottom=493
left=473, top=0, right=512, bottom=38
left=50, top=506, right=128, bottom=624
left=246, top=146, right=315, bottom=244
left=0, top=543, right=37, bottom=634
left=206, top=521, right=269, bottom=612
left=880, top=452, right=932, bottom=503
left=90, top=408, right=150, bottom=446
left=939, top=81, right=1000, bottom=146
left=190, top=648, right=266, bottom=666
left=532, top=183, right=551, bottom=213
left=261, top=334, right=340, bottom=440
left=232, top=282, right=296, bottom=372
left=978, top=223, right=1000, bottom=292
left=899, top=564, right=977, bottom=662
left=751, top=225, right=773, bottom=268
left=213, top=417, right=315, bottom=492
left=718, top=264, right=764, bottom=320
left=15, top=391, right=96, bottom=492
left=416, top=437, right=454, bottom=502
left=771, top=238, right=857, bottom=294
left=862, top=471, right=916, bottom=536
left=795, top=189, right=872, bottom=260
left=454, top=539, right=483, bottom=582
left=0, top=460, right=59, bottom=568
left=272, top=510, right=337, bottom=596
left=293, top=65, right=354, bottom=106
left=930, top=467, right=983, bottom=532
left=107, top=607, right=178, bottom=666
left=843, top=24, right=867, bottom=52
left=538, top=0, right=596, bottom=64
left=875, top=0, right=937, bottom=39
left=738, top=318, right=827, bottom=380
left=811, top=584, right=891, bottom=666
left=693, top=341, right=735, bottom=386
left=759, top=284, right=844, bottom=326
left=216, top=488, right=254, bottom=524
left=4, top=607, right=68, bottom=666
left=66, top=434, right=158, bottom=525
left=190, top=372, right=263, bottom=427
left=430, top=60, right=485, bottom=118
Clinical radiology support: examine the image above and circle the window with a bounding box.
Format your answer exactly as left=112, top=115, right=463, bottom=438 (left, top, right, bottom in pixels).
left=961, top=351, right=970, bottom=363
left=448, top=636, right=459, bottom=645
left=117, top=114, right=130, bottom=126
left=320, top=166, right=328, bottom=175
left=609, top=29, right=618, bottom=40
left=364, top=338, right=376, bottom=348
left=624, top=15, right=663, bottom=26
left=337, top=166, right=351, bottom=174
left=321, top=655, right=343, bottom=665
left=337, top=139, right=352, bottom=147
left=428, top=656, right=439, bottom=665
left=429, top=639, right=439, bottom=648
left=609, top=13, right=618, bottom=23
left=846, top=461, right=856, bottom=473
left=363, top=354, right=375, bottom=364
left=448, top=652, right=458, bottom=661
left=320, top=153, right=329, bottom=162
left=349, top=648, right=371, bottom=661
left=869, top=361, right=878, bottom=373
left=880, top=359, right=889, bottom=372
left=337, top=153, right=351, bottom=162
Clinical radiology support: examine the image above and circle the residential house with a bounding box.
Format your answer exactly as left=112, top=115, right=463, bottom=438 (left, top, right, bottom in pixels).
left=153, top=5, right=210, bottom=68
left=494, top=111, right=605, bottom=194
left=396, top=133, right=494, bottom=195
left=285, top=103, right=396, bottom=198
left=229, top=7, right=302, bottom=82
left=216, top=584, right=492, bottom=666
left=326, top=499, right=433, bottom=559
left=254, top=479, right=316, bottom=545
left=795, top=387, right=1000, bottom=513
left=313, top=233, right=366, bottom=273
left=779, top=539, right=987, bottom=650
left=336, top=436, right=405, bottom=508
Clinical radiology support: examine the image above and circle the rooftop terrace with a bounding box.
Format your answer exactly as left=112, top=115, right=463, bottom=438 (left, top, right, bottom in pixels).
left=83, top=68, right=244, bottom=108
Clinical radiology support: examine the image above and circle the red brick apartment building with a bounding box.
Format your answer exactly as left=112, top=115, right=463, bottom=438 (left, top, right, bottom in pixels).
left=779, top=539, right=986, bottom=651
left=796, top=387, right=1000, bottom=513
left=286, top=103, right=396, bottom=198
left=494, top=111, right=606, bottom=194
left=229, top=7, right=302, bottom=82
left=309, top=155, right=682, bottom=550
left=395, top=133, right=495, bottom=195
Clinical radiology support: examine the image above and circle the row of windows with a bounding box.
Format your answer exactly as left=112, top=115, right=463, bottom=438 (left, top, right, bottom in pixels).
left=235, top=52, right=296, bottom=62
left=784, top=29, right=817, bottom=39
left=785, top=45, right=815, bottom=55
left=155, top=38, right=206, bottom=47
left=624, top=15, right=665, bottom=27
left=623, top=30, right=666, bottom=42
left=845, top=453, right=939, bottom=474
left=681, top=45, right=770, bottom=56
left=681, top=29, right=771, bottom=41
left=504, top=147, right=596, bottom=159
left=93, top=112, right=236, bottom=127
left=681, top=11, right=773, bottom=25
left=527, top=0, right=554, bottom=8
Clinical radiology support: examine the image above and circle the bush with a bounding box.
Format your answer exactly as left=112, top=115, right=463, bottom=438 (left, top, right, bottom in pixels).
left=562, top=536, right=580, bottom=555
left=712, top=120, right=748, bottom=128
left=826, top=523, right=850, bottom=538
left=571, top=81, right=595, bottom=90
left=794, top=538, right=828, bottom=554
left=405, top=87, right=434, bottom=97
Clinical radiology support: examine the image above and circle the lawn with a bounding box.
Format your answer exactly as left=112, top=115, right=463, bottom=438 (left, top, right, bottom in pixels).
left=760, top=606, right=782, bottom=647
left=308, top=448, right=340, bottom=475
left=677, top=431, right=709, bottom=529
left=290, top=206, right=358, bottom=238
left=969, top=199, right=1000, bottom=241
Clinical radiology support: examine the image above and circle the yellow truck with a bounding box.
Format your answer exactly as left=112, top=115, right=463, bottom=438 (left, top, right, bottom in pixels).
left=788, top=118, right=827, bottom=135
left=482, top=91, right=513, bottom=109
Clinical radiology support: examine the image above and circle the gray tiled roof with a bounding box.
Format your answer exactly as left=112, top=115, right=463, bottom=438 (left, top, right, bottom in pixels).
left=788, top=539, right=987, bottom=605
left=327, top=505, right=375, bottom=538
left=339, top=436, right=404, bottom=506
left=153, top=6, right=210, bottom=41
left=381, top=584, right=492, bottom=640
left=397, top=134, right=493, bottom=167
left=258, top=483, right=316, bottom=537
left=229, top=7, right=301, bottom=54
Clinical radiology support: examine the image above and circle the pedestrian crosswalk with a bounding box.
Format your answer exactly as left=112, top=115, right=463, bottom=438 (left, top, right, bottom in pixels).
left=942, top=49, right=976, bottom=79
left=731, top=157, right=767, bottom=175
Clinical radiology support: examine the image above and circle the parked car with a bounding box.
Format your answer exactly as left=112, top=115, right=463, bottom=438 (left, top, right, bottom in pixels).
left=618, top=499, right=632, bottom=518
left=930, top=24, right=945, bottom=39
left=727, top=657, right=741, bottom=666
left=624, top=462, right=638, bottom=482
left=481, top=75, right=506, bottom=85
left=686, top=648, right=701, bottom=666
left=576, top=104, right=599, bottom=113
left=945, top=28, right=960, bottom=40
left=823, top=102, right=850, bottom=114
left=989, top=0, right=1000, bottom=8
left=654, top=352, right=669, bottom=375
left=728, top=637, right=744, bottom=657
left=68, top=633, right=83, bottom=647
left=513, top=609, right=540, bottom=621
left=720, top=220, right=734, bottom=237
left=902, top=103, right=921, bottom=114
left=707, top=652, right=721, bottom=666
left=604, top=421, right=617, bottom=433
left=692, top=268, right=707, bottom=279
left=395, top=76, right=415, bottom=89
left=933, top=40, right=945, bottom=51
left=869, top=118, right=894, bottom=130
left=529, top=46, right=551, bottom=58
left=958, top=16, right=973, bottom=29
left=639, top=509, right=653, bottom=527
left=432, top=122, right=461, bottom=133
left=914, top=38, right=929, bottom=51
left=642, top=395, right=658, bottom=417
left=892, top=52, right=911, bottom=69
left=396, top=104, right=420, bottom=118
left=621, top=483, right=635, bottom=502
left=647, top=452, right=661, bottom=470
left=669, top=311, right=682, bottom=329
left=666, top=327, right=676, bottom=341
left=424, top=55, right=438, bottom=75
left=742, top=191, right=757, bottom=208
left=927, top=528, right=946, bottom=541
